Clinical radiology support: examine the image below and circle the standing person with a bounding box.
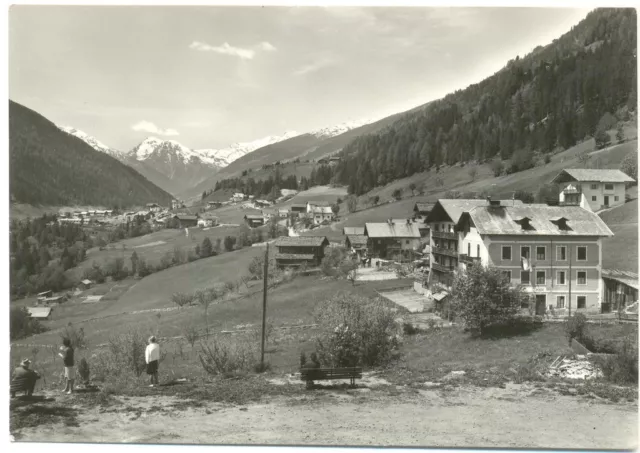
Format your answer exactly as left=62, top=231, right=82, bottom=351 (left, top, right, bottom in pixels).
left=10, top=359, right=41, bottom=398
left=58, top=339, right=75, bottom=394
left=145, top=336, right=160, bottom=387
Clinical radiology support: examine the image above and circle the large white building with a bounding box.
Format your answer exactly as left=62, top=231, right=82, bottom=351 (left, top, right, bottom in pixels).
left=552, top=169, right=634, bottom=211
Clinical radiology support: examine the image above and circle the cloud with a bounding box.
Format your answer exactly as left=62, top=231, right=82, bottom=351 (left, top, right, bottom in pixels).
left=131, top=121, right=179, bottom=136
left=293, top=57, right=337, bottom=76
left=258, top=41, right=277, bottom=52
left=189, top=41, right=277, bottom=60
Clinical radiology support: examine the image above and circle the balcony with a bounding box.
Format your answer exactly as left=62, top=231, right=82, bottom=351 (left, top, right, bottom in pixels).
left=459, top=254, right=481, bottom=264
left=432, top=246, right=458, bottom=258
left=432, top=262, right=455, bottom=273
left=432, top=231, right=457, bottom=240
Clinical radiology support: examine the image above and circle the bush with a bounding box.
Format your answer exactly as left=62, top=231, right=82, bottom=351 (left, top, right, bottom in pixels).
left=403, top=322, right=419, bottom=335
left=93, top=329, right=148, bottom=380
left=564, top=313, right=587, bottom=346
left=10, top=307, right=48, bottom=340
left=514, top=190, right=535, bottom=204
left=198, top=337, right=258, bottom=376
left=77, top=358, right=90, bottom=385
left=313, top=293, right=399, bottom=368
left=171, top=292, right=193, bottom=308
left=490, top=160, right=504, bottom=177
left=597, top=335, right=638, bottom=384
left=60, top=323, right=87, bottom=349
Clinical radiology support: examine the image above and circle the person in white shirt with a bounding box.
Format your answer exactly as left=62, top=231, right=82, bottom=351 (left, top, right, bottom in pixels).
left=145, top=336, right=160, bottom=387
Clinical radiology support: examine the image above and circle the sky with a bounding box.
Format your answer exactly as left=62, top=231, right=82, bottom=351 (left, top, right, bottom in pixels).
left=9, top=6, right=592, bottom=150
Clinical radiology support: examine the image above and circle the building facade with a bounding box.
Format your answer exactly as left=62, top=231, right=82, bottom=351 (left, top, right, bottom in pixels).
left=601, top=269, right=639, bottom=313
left=364, top=221, right=422, bottom=261
left=456, top=202, right=613, bottom=315
left=552, top=169, right=634, bottom=211
left=274, top=236, right=329, bottom=268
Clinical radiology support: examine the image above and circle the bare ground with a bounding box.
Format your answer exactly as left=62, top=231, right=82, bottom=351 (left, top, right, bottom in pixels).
left=11, top=382, right=637, bottom=448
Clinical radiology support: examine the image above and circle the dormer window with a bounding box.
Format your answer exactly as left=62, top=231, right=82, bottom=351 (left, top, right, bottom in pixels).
left=514, top=217, right=533, bottom=230
left=550, top=217, right=569, bottom=230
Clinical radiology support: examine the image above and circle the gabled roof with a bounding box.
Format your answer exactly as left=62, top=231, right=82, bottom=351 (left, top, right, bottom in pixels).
left=244, top=214, right=264, bottom=221
left=311, top=206, right=333, bottom=214
left=27, top=307, right=52, bottom=318
left=602, top=269, right=639, bottom=290
left=346, top=234, right=368, bottom=247
left=290, top=204, right=307, bottom=209
left=364, top=222, right=421, bottom=238
left=343, top=227, right=365, bottom=235
left=414, top=202, right=435, bottom=213
left=174, top=215, right=198, bottom=221
left=552, top=169, right=635, bottom=184
left=426, top=199, right=524, bottom=224
left=458, top=205, right=613, bottom=237
left=307, top=200, right=331, bottom=207
left=274, top=236, right=329, bottom=247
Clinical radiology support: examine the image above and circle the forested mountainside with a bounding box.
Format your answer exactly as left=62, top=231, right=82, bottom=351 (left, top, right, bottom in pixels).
left=331, top=8, right=637, bottom=195
left=9, top=101, right=173, bottom=208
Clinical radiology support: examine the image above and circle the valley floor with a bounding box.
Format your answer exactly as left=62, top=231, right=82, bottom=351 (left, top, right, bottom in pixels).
left=11, top=382, right=637, bottom=448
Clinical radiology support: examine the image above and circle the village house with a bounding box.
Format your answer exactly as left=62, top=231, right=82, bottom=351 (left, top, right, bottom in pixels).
left=317, top=158, right=329, bottom=165
left=255, top=199, right=272, bottom=208
left=413, top=202, right=435, bottom=223
left=173, top=214, right=199, bottom=229
left=231, top=192, right=245, bottom=203
left=197, top=214, right=218, bottom=228
left=79, top=279, right=92, bottom=290
left=274, top=236, right=330, bottom=268
left=426, top=199, right=525, bottom=288
left=601, top=269, right=639, bottom=314
left=309, top=206, right=335, bottom=225
left=244, top=214, right=265, bottom=228
left=207, top=201, right=222, bottom=210
left=364, top=220, right=421, bottom=261
left=455, top=201, right=613, bottom=315
left=345, top=234, right=368, bottom=258
left=328, top=156, right=341, bottom=165
left=278, top=208, right=290, bottom=218
left=290, top=204, right=307, bottom=216
left=262, top=208, right=278, bottom=222
left=552, top=169, right=635, bottom=211
left=171, top=199, right=181, bottom=210
left=27, top=307, right=52, bottom=321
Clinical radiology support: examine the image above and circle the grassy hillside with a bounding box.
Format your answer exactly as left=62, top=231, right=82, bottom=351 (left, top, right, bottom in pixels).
left=9, top=100, right=173, bottom=208
left=600, top=198, right=638, bottom=273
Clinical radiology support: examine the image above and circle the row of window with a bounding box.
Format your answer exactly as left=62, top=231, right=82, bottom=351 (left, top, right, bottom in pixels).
left=555, top=295, right=587, bottom=309
left=588, top=183, right=615, bottom=191
left=433, top=223, right=454, bottom=233
left=501, top=245, right=588, bottom=261
left=502, top=269, right=589, bottom=285
left=591, top=195, right=619, bottom=202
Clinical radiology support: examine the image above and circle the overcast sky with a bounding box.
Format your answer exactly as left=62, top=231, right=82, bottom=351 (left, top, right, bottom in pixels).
left=9, top=6, right=591, bottom=150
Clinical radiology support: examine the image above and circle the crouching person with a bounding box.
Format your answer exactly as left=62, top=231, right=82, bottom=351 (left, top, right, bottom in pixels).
left=11, top=359, right=41, bottom=398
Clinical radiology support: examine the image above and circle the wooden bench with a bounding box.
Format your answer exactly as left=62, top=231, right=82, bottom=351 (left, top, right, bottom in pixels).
left=300, top=367, right=363, bottom=387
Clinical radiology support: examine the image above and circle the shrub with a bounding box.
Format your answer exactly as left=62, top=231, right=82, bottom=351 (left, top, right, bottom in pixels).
left=594, top=128, right=611, bottom=150
left=60, top=323, right=87, bottom=349
left=93, top=329, right=148, bottom=380
left=597, top=335, right=638, bottom=384
left=183, top=324, right=200, bottom=349
left=10, top=307, right=48, bottom=340
left=544, top=154, right=551, bottom=164
left=77, top=358, right=90, bottom=385
left=198, top=337, right=257, bottom=376
left=490, top=160, right=504, bottom=177
left=620, top=150, right=638, bottom=182
left=403, top=322, right=419, bottom=335
left=313, top=293, right=399, bottom=368
left=171, top=292, right=193, bottom=308
left=514, top=190, right=535, bottom=204
left=564, top=313, right=588, bottom=346
left=392, top=188, right=403, bottom=201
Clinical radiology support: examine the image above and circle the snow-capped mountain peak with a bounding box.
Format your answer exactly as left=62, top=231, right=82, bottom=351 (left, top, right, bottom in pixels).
left=58, top=125, right=126, bottom=160
left=310, top=118, right=377, bottom=138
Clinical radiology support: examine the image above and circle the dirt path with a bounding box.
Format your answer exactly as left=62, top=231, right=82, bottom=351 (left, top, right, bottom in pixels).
left=13, top=384, right=637, bottom=448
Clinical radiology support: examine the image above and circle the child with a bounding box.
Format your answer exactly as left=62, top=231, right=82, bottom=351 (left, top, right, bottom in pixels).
left=58, top=338, right=75, bottom=394
left=145, top=336, right=160, bottom=387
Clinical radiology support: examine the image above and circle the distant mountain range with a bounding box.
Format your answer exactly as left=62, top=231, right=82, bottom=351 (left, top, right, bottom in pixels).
left=57, top=118, right=381, bottom=197
left=9, top=101, right=173, bottom=208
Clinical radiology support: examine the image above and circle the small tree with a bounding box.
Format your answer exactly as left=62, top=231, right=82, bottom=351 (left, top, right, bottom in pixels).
left=490, top=160, right=504, bottom=177
left=468, top=166, right=478, bottom=182
left=331, top=203, right=340, bottom=216
left=223, top=235, right=236, bottom=252
left=371, top=195, right=380, bottom=206
left=200, top=237, right=213, bottom=258
left=130, top=251, right=139, bottom=277
left=409, top=183, right=417, bottom=196
left=392, top=188, right=403, bottom=201
left=347, top=195, right=358, bottom=213
left=172, top=292, right=193, bottom=308
left=594, top=128, right=611, bottom=150
left=513, top=190, right=534, bottom=204
left=416, top=182, right=425, bottom=195
left=620, top=150, right=638, bottom=182
left=435, top=176, right=444, bottom=189
left=449, top=265, right=523, bottom=336
left=616, top=124, right=625, bottom=142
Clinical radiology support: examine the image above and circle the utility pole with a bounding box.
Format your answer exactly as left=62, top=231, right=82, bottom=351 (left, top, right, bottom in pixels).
left=260, top=243, right=269, bottom=368
left=568, top=245, right=572, bottom=318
